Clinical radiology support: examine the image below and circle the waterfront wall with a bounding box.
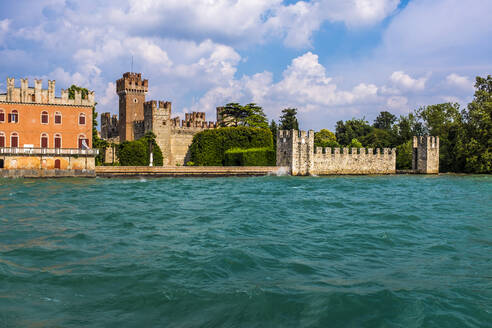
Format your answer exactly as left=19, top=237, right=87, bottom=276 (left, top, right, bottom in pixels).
left=277, top=130, right=397, bottom=175
left=95, top=166, right=280, bottom=177
left=413, top=136, right=439, bottom=174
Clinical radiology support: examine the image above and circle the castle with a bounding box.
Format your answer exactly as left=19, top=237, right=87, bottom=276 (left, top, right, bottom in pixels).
left=101, top=73, right=219, bottom=165
left=277, top=130, right=439, bottom=175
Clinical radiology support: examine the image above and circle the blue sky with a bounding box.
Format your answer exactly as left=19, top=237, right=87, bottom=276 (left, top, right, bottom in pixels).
left=0, top=0, right=490, bottom=131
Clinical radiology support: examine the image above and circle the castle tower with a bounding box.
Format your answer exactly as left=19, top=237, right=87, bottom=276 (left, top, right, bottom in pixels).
left=413, top=136, right=439, bottom=174
left=277, top=129, right=314, bottom=175
left=116, top=72, right=148, bottom=141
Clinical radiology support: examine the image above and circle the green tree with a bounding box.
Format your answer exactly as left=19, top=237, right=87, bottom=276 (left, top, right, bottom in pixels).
left=335, top=118, right=373, bottom=146
left=279, top=108, right=299, bottom=130
left=348, top=138, right=363, bottom=149
left=219, top=103, right=268, bottom=128
left=396, top=140, right=413, bottom=170
left=416, top=102, right=464, bottom=172
left=373, top=111, right=397, bottom=131
left=394, top=113, right=425, bottom=145
left=269, top=120, right=278, bottom=147
left=314, top=129, right=339, bottom=148
left=462, top=75, right=492, bottom=173
left=117, top=132, right=163, bottom=166
left=360, top=128, right=395, bottom=148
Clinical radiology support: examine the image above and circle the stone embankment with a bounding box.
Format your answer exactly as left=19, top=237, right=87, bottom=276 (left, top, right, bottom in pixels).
left=95, top=166, right=282, bottom=177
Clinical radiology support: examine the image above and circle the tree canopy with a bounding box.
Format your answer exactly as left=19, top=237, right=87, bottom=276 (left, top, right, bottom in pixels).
left=219, top=103, right=268, bottom=129
left=279, top=108, right=299, bottom=130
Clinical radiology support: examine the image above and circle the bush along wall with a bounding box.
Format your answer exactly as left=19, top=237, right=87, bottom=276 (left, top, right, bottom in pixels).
left=117, top=134, right=163, bottom=166
left=189, top=127, right=273, bottom=166
left=224, top=148, right=276, bottom=166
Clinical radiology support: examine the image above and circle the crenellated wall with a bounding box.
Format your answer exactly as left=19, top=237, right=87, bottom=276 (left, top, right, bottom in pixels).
left=277, top=130, right=397, bottom=175
left=0, top=78, right=95, bottom=107
left=313, top=147, right=396, bottom=175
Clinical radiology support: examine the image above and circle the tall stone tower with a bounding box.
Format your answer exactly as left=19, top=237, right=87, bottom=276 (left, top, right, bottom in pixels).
left=116, top=72, right=148, bottom=141
left=413, top=136, right=439, bottom=174
left=277, top=130, right=314, bottom=175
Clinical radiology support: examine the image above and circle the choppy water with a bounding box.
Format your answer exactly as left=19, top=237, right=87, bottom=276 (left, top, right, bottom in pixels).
left=0, top=175, right=491, bottom=327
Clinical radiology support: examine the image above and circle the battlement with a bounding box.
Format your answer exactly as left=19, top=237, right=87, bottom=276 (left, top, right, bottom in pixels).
left=413, top=136, right=439, bottom=149
left=0, top=77, right=95, bottom=107
left=314, top=147, right=396, bottom=156
left=116, top=72, right=148, bottom=94
left=144, top=100, right=172, bottom=117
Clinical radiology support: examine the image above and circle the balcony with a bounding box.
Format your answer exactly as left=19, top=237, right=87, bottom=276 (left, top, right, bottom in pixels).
left=0, top=147, right=99, bottom=156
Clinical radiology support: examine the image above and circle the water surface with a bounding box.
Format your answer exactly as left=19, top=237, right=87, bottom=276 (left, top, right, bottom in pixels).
left=0, top=175, right=491, bottom=327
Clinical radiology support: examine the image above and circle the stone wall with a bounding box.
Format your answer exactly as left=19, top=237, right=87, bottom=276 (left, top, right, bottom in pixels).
left=277, top=130, right=396, bottom=175
left=313, top=147, right=396, bottom=175
left=1, top=155, right=95, bottom=171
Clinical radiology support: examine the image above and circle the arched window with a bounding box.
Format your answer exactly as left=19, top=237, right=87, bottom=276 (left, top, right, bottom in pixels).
left=41, top=133, right=49, bottom=148
left=0, top=132, right=5, bottom=147
left=0, top=109, right=4, bottom=123
left=9, top=110, right=18, bottom=123
left=41, top=111, right=49, bottom=124
left=79, top=113, right=86, bottom=125
left=54, top=134, right=62, bottom=148
left=78, top=134, right=88, bottom=149
left=11, top=132, right=19, bottom=148
left=54, top=112, right=62, bottom=124
left=54, top=159, right=61, bottom=169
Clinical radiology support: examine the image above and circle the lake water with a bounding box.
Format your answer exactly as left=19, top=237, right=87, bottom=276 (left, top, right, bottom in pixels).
left=0, top=175, right=491, bottom=327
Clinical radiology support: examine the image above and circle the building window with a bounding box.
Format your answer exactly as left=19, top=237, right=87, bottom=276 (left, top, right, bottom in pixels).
left=54, top=134, right=62, bottom=148
left=54, top=159, right=61, bottom=169
left=11, top=132, right=19, bottom=148
left=41, top=133, right=49, bottom=148
left=0, top=132, right=5, bottom=147
left=79, top=113, right=86, bottom=125
left=0, top=109, right=4, bottom=123
left=41, top=111, right=49, bottom=124
left=78, top=135, right=88, bottom=149
left=54, top=112, right=62, bottom=124
left=8, top=110, right=19, bottom=123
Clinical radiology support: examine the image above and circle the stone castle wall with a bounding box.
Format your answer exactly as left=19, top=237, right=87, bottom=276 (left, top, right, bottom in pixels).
left=277, top=130, right=396, bottom=175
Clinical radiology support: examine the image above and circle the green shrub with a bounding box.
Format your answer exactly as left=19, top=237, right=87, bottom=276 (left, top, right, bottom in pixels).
left=224, top=148, right=276, bottom=166
left=117, top=134, right=163, bottom=166
left=189, top=127, right=273, bottom=165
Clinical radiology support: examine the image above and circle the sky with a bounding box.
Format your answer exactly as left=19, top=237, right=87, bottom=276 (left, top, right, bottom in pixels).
left=0, top=0, right=490, bottom=131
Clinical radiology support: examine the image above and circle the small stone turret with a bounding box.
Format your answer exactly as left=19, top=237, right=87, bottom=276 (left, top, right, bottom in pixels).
left=413, top=136, right=439, bottom=174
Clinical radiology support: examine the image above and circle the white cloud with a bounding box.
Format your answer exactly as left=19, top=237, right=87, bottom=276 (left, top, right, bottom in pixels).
left=446, top=73, right=474, bottom=91
left=386, top=96, right=408, bottom=111
left=390, top=71, right=427, bottom=91
left=0, top=19, right=10, bottom=45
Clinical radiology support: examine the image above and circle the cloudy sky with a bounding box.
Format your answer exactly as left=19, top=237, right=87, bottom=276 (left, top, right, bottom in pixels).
left=0, top=0, right=490, bottom=130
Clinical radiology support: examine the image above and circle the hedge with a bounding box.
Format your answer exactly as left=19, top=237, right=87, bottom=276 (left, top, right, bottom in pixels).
left=117, top=136, right=163, bottom=166
left=189, top=127, right=273, bottom=165
left=225, top=148, right=276, bottom=166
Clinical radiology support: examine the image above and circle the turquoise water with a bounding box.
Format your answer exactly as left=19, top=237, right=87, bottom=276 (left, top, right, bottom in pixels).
left=0, top=175, right=491, bottom=327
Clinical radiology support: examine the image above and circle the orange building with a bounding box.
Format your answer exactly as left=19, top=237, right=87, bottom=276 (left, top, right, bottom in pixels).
left=0, top=78, right=94, bottom=149
left=0, top=78, right=98, bottom=177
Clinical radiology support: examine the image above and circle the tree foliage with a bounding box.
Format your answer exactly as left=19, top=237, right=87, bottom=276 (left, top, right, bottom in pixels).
left=219, top=103, right=268, bottom=128
left=314, top=129, right=339, bottom=148
left=117, top=132, right=163, bottom=166
left=335, top=118, right=373, bottom=146
left=269, top=120, right=278, bottom=147
left=279, top=108, right=299, bottom=131
left=373, top=111, right=397, bottom=131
